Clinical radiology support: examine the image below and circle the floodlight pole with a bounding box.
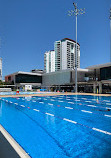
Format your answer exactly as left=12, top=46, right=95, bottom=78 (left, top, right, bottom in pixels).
left=110, top=8, right=111, bottom=62
left=74, top=3, right=78, bottom=93
left=68, top=3, right=85, bottom=93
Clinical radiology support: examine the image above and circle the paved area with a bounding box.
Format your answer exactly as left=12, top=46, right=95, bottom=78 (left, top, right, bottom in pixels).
left=0, top=92, right=111, bottom=98
left=0, top=132, right=20, bottom=158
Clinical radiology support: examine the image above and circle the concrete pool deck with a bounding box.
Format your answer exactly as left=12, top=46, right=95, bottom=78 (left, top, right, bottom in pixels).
left=0, top=125, right=30, bottom=158
left=0, top=131, right=20, bottom=158
left=0, top=92, right=111, bottom=98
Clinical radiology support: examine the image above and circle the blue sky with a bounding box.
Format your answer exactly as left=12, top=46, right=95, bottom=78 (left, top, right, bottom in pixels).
left=0, top=0, right=111, bottom=78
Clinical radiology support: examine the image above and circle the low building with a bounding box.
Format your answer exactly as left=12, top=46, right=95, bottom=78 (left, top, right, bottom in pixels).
left=86, top=62, right=111, bottom=93
left=42, top=68, right=93, bottom=92
left=42, top=62, right=111, bottom=93
left=5, top=71, right=42, bottom=90
left=5, top=63, right=111, bottom=93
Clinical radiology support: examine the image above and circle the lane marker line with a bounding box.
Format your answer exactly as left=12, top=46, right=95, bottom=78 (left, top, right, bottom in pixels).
left=68, top=102, right=74, bottom=104
left=65, top=107, right=73, bottom=109
left=14, top=103, right=18, bottom=105
left=106, top=103, right=111, bottom=105
left=87, top=105, right=97, bottom=107
left=81, top=110, right=92, bottom=114
left=45, top=113, right=54, bottom=116
left=104, top=100, right=110, bottom=102
left=85, top=101, right=92, bottom=103
left=104, top=114, right=111, bottom=117
left=33, top=109, right=39, bottom=112
left=92, top=128, right=111, bottom=135
left=20, top=105, right=25, bottom=107
left=48, top=103, right=53, bottom=105
left=63, top=118, right=77, bottom=124
left=58, top=101, right=64, bottom=102
left=106, top=107, right=111, bottom=109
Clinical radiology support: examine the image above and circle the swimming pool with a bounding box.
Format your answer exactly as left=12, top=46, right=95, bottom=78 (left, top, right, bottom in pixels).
left=0, top=95, right=111, bottom=157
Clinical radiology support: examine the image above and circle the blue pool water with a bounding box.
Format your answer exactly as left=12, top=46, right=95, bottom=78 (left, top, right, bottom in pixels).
left=0, top=95, right=111, bottom=158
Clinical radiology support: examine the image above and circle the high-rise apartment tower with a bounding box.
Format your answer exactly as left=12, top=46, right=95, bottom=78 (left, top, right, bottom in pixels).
left=44, top=51, right=55, bottom=73
left=54, top=38, right=80, bottom=71
left=44, top=38, right=80, bottom=73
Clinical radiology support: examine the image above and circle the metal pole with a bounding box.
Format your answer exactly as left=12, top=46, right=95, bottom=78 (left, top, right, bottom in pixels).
left=110, top=8, right=111, bottom=62
left=68, top=3, right=85, bottom=93
left=75, top=9, right=78, bottom=93
left=110, top=19, right=111, bottom=62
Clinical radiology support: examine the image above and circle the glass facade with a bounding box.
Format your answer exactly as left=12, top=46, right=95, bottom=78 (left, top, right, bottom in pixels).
left=15, top=74, right=42, bottom=83
left=100, top=66, right=111, bottom=80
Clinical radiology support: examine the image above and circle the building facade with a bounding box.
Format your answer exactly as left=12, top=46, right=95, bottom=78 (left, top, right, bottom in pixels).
left=54, top=38, right=80, bottom=71
left=5, top=71, right=42, bottom=88
left=42, top=68, right=89, bottom=88
left=44, top=51, right=55, bottom=73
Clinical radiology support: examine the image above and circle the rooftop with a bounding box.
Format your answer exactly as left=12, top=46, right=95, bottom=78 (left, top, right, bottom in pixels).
left=87, top=62, right=111, bottom=70
left=5, top=71, right=42, bottom=77
left=61, top=38, right=80, bottom=46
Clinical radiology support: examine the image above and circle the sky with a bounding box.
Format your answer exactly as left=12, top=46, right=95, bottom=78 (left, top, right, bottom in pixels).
left=0, top=0, right=111, bottom=79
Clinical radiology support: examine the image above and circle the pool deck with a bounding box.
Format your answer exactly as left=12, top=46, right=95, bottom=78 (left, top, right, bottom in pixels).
left=0, top=125, right=30, bottom=158
left=0, top=92, right=111, bottom=98
left=0, top=131, right=20, bottom=158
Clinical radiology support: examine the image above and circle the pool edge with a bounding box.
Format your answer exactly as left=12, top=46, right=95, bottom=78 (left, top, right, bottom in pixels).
left=0, top=125, right=31, bottom=158
left=0, top=92, right=111, bottom=98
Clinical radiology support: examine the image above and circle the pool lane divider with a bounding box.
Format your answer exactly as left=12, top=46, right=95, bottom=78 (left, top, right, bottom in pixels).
left=2, top=99, right=111, bottom=136
left=0, top=125, right=30, bottom=158
left=5, top=97, right=111, bottom=119
left=3, top=97, right=111, bottom=119
left=56, top=96, right=111, bottom=106
left=35, top=109, right=111, bottom=136
left=44, top=97, right=111, bottom=111
left=30, top=98, right=111, bottom=118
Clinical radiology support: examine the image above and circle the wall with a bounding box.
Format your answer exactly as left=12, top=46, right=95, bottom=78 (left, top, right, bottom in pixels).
left=42, top=70, right=71, bottom=86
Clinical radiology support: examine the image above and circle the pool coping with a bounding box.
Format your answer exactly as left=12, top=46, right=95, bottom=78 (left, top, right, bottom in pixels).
left=0, top=92, right=111, bottom=98
left=0, top=125, right=30, bottom=158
